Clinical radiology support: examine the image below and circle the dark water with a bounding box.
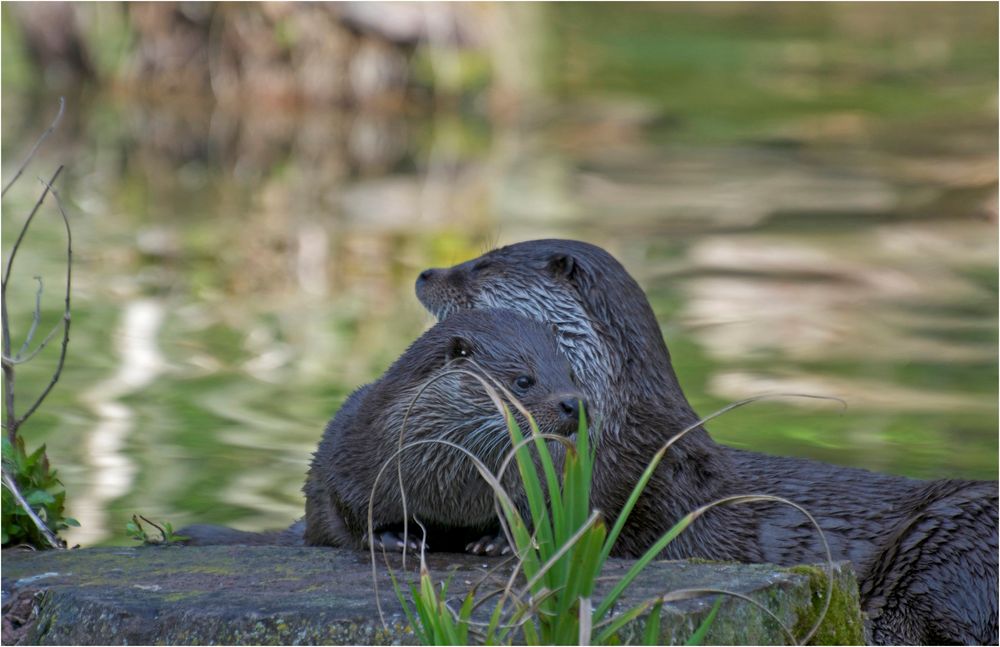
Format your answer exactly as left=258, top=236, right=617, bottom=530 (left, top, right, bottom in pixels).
left=2, top=3, right=996, bottom=546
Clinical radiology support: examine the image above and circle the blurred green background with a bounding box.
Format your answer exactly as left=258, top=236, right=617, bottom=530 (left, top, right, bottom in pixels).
left=2, top=2, right=996, bottom=546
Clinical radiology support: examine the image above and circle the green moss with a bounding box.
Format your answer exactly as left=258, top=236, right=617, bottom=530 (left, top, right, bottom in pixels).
left=787, top=565, right=865, bottom=645
left=162, top=591, right=202, bottom=603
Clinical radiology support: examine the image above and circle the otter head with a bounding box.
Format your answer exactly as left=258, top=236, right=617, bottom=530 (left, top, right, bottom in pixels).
left=380, top=308, right=588, bottom=528
left=415, top=240, right=675, bottom=415
left=392, top=308, right=588, bottom=444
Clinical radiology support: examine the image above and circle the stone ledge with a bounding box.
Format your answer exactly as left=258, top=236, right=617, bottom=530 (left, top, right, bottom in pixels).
left=1, top=546, right=864, bottom=645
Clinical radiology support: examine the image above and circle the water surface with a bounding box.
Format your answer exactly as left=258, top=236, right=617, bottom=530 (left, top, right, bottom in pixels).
left=2, top=3, right=996, bottom=546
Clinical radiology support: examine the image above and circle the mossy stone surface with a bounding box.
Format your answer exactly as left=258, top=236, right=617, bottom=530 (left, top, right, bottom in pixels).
left=2, top=546, right=863, bottom=645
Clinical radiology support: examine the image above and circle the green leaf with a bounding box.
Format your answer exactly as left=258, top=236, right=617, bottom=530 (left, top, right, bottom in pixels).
left=1, top=436, right=14, bottom=461
left=25, top=489, right=56, bottom=506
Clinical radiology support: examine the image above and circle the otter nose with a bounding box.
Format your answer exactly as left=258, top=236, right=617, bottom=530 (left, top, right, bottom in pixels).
left=417, top=268, right=439, bottom=284
left=558, top=397, right=587, bottom=422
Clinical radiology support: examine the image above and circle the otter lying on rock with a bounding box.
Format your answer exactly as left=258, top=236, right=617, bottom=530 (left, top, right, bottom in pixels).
left=303, top=307, right=586, bottom=553
left=183, top=308, right=587, bottom=555
left=415, top=239, right=998, bottom=645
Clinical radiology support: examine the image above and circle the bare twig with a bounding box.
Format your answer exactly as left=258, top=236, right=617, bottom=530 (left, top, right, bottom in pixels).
left=6, top=317, right=65, bottom=365
left=14, top=180, right=73, bottom=430
left=1, top=467, right=64, bottom=549
left=1, top=97, right=65, bottom=198
left=16, top=277, right=44, bottom=358
left=2, top=166, right=64, bottom=443
left=137, top=514, right=167, bottom=541
left=2, top=296, right=16, bottom=439
left=2, top=166, right=63, bottom=293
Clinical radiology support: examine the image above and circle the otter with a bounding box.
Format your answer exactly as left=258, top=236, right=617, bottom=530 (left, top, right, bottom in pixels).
left=303, top=307, right=586, bottom=553
left=415, top=239, right=998, bottom=645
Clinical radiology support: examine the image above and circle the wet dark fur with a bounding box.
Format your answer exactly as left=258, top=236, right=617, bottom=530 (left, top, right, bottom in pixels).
left=183, top=308, right=584, bottom=553
left=415, top=239, right=998, bottom=645
left=303, top=308, right=584, bottom=550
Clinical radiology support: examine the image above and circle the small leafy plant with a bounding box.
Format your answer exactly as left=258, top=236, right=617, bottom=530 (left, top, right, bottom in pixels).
left=2, top=98, right=77, bottom=550
left=1, top=435, right=79, bottom=547
left=125, top=514, right=189, bottom=545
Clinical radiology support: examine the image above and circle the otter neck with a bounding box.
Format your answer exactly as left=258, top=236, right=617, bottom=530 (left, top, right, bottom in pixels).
left=572, top=304, right=704, bottom=441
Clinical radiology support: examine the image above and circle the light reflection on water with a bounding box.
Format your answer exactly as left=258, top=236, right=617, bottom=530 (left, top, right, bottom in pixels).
left=73, top=299, right=166, bottom=545
left=2, top=9, right=996, bottom=546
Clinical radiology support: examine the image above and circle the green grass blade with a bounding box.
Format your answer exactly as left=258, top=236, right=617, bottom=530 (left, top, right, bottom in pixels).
left=577, top=409, right=592, bottom=507
left=642, top=599, right=664, bottom=646
left=410, top=582, right=437, bottom=644
left=594, top=512, right=694, bottom=621
left=685, top=596, right=723, bottom=646
left=507, top=412, right=555, bottom=560
left=593, top=599, right=654, bottom=644
left=577, top=518, right=607, bottom=599
left=599, top=444, right=668, bottom=567
left=529, top=415, right=565, bottom=541
left=388, top=569, right=428, bottom=644
left=484, top=589, right=507, bottom=645
left=521, top=616, right=540, bottom=645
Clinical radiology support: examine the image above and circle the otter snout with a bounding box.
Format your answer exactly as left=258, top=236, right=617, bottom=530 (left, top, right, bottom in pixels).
left=416, top=267, right=463, bottom=319
left=553, top=394, right=588, bottom=435
left=417, top=268, right=440, bottom=284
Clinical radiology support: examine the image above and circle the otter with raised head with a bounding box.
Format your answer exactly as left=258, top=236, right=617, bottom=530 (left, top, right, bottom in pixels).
left=303, top=307, right=587, bottom=553
left=183, top=308, right=587, bottom=555
left=415, top=239, right=998, bottom=645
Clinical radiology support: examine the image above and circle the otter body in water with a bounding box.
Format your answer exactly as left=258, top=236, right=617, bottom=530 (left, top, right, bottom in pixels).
left=416, top=239, right=998, bottom=645
left=304, top=308, right=586, bottom=552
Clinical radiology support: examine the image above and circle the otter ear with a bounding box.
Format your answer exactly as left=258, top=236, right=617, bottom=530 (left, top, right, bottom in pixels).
left=446, top=336, right=473, bottom=361
left=547, top=253, right=577, bottom=280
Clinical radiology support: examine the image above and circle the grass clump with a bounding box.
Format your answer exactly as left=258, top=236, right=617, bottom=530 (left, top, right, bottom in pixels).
left=380, top=384, right=837, bottom=645
left=390, top=407, right=725, bottom=645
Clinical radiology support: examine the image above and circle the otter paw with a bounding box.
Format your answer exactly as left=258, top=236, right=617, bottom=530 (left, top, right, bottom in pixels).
left=465, top=534, right=511, bottom=556
left=364, top=531, right=428, bottom=553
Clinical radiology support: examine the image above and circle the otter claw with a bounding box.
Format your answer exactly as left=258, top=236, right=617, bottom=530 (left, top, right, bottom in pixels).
left=365, top=531, right=428, bottom=553
left=466, top=534, right=509, bottom=556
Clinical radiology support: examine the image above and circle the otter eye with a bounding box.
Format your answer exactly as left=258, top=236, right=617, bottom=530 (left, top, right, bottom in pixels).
left=514, top=375, right=534, bottom=391
left=472, top=259, right=492, bottom=273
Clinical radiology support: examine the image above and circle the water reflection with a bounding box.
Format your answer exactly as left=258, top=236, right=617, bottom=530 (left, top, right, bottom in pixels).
left=73, top=299, right=166, bottom=545
left=2, top=3, right=995, bottom=545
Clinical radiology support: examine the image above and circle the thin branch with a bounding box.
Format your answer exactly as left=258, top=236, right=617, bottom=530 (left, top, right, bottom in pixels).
left=15, top=180, right=72, bottom=429
left=15, top=277, right=45, bottom=358
left=1, top=97, right=65, bottom=197
left=7, top=317, right=66, bottom=365
left=2, top=295, right=16, bottom=441
left=1, top=466, right=64, bottom=549
left=137, top=514, right=167, bottom=541
left=2, top=166, right=64, bottom=293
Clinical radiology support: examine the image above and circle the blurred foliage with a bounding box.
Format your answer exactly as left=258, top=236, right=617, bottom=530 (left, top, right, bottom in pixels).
left=546, top=3, right=998, bottom=141
left=2, top=436, right=80, bottom=547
